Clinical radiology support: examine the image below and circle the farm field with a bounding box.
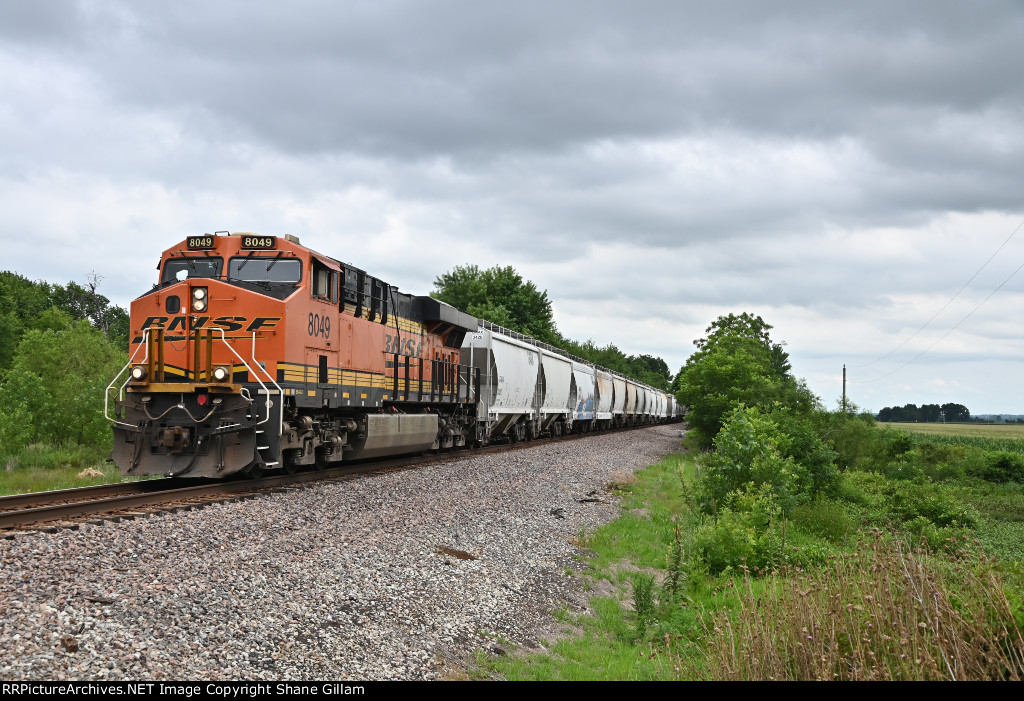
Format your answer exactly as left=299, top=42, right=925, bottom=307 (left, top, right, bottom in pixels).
left=879, top=422, right=1024, bottom=439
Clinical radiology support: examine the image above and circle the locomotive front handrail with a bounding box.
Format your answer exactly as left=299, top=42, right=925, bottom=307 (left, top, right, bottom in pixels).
left=248, top=330, right=284, bottom=437
left=104, top=328, right=152, bottom=429
left=105, top=327, right=284, bottom=437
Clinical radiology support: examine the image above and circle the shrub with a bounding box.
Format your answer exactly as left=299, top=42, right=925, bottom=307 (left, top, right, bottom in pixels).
left=858, top=428, right=913, bottom=473
left=914, top=441, right=968, bottom=465
left=879, top=457, right=926, bottom=482
left=835, top=470, right=882, bottom=507
left=919, top=460, right=966, bottom=482
left=0, top=321, right=124, bottom=455
left=886, top=431, right=914, bottom=457
left=790, top=500, right=854, bottom=544
left=902, top=516, right=970, bottom=552
left=906, top=442, right=967, bottom=482
left=697, top=406, right=808, bottom=515
left=690, top=486, right=785, bottom=574
left=972, top=451, right=1024, bottom=483
left=885, top=480, right=978, bottom=530
left=767, top=407, right=840, bottom=498
left=811, top=410, right=878, bottom=471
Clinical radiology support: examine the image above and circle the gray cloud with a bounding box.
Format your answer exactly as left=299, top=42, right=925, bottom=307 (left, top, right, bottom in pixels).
left=3, top=1, right=1024, bottom=411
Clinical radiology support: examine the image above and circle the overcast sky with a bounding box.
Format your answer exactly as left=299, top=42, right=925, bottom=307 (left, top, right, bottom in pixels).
left=3, top=1, right=1024, bottom=413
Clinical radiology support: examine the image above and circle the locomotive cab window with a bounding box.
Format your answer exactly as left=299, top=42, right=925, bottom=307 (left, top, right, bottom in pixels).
left=227, top=256, right=301, bottom=284
left=311, top=259, right=338, bottom=302
left=161, top=257, right=222, bottom=285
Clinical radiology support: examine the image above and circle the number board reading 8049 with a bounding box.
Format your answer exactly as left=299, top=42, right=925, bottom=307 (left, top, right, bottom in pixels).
left=187, top=236, right=215, bottom=249
left=241, top=235, right=276, bottom=250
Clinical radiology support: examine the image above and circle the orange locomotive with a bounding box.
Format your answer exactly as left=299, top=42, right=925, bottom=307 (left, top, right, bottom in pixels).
left=107, top=232, right=479, bottom=478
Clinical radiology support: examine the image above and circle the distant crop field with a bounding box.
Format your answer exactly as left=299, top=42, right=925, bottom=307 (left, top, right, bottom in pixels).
left=879, top=422, right=1024, bottom=438
left=879, top=422, right=1024, bottom=453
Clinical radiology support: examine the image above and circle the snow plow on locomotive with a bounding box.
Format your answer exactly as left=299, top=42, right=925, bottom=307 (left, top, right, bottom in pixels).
left=106, top=232, right=681, bottom=479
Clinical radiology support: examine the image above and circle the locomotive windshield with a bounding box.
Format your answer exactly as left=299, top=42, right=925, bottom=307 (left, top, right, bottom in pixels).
left=228, top=256, right=302, bottom=284
left=161, top=257, right=223, bottom=284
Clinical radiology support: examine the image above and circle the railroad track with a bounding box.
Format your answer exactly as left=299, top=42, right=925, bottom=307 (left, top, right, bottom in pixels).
left=0, top=424, right=669, bottom=533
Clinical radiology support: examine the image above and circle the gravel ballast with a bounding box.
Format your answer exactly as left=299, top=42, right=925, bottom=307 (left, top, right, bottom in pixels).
left=0, top=425, right=681, bottom=680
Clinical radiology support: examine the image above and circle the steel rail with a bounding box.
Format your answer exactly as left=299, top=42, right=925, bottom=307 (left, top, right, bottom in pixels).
left=0, top=480, right=172, bottom=511
left=1, top=423, right=670, bottom=531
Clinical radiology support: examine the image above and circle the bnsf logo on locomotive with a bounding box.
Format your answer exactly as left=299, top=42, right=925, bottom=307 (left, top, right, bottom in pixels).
left=384, top=333, right=424, bottom=357
left=138, top=316, right=281, bottom=334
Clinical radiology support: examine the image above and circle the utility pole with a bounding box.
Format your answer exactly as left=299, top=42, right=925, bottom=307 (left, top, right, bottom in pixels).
left=842, top=364, right=847, bottom=413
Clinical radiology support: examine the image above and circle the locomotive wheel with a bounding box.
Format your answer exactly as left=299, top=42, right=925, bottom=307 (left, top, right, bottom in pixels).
left=245, top=461, right=265, bottom=479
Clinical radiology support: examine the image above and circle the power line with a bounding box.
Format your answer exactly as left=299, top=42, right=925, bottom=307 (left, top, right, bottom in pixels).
left=853, top=256, right=1024, bottom=384
left=851, top=215, right=1024, bottom=369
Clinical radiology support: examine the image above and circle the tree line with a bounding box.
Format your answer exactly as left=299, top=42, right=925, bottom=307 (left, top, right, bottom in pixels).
left=876, top=402, right=970, bottom=423
left=0, top=271, right=129, bottom=367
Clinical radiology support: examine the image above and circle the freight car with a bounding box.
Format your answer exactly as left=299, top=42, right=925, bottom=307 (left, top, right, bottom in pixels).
left=106, top=232, right=680, bottom=479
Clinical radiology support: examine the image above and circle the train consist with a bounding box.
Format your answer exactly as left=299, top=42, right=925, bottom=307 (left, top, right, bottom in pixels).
left=106, top=232, right=682, bottom=478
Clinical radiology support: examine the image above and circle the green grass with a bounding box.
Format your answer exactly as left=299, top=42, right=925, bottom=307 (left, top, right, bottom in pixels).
left=0, top=442, right=139, bottom=495
left=584, top=454, right=694, bottom=577
left=961, top=481, right=1024, bottom=563
left=493, top=596, right=685, bottom=681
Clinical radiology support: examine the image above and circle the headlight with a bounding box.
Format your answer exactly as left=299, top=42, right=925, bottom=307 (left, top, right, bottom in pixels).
left=212, top=366, right=230, bottom=382
left=130, top=365, right=148, bottom=382
left=191, top=287, right=208, bottom=312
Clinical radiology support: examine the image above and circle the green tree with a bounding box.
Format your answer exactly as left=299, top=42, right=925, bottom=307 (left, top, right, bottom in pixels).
left=695, top=312, right=791, bottom=377
left=0, top=271, right=55, bottom=372
left=0, top=271, right=130, bottom=373
left=625, top=354, right=672, bottom=391
left=940, top=403, right=970, bottom=422
left=0, top=321, right=126, bottom=454
left=432, top=264, right=559, bottom=344
left=50, top=274, right=130, bottom=350
left=676, top=313, right=813, bottom=447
